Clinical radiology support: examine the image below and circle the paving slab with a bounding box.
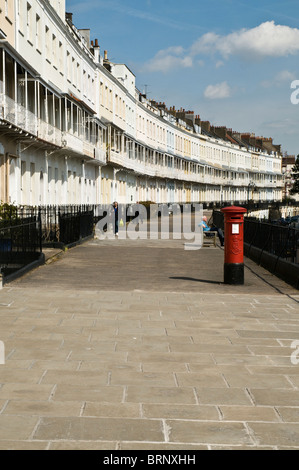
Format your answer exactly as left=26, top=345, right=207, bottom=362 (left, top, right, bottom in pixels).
left=0, top=233, right=298, bottom=450
left=33, top=416, right=165, bottom=442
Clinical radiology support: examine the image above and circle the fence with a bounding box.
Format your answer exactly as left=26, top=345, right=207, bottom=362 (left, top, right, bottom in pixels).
left=58, top=207, right=94, bottom=246
left=244, top=220, right=299, bottom=264
left=212, top=209, right=299, bottom=288
left=0, top=205, right=96, bottom=246
left=0, top=215, right=42, bottom=277
left=0, top=205, right=95, bottom=279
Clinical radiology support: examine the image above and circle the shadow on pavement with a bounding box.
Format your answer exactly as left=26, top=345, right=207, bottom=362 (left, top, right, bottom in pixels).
left=169, top=276, right=224, bottom=285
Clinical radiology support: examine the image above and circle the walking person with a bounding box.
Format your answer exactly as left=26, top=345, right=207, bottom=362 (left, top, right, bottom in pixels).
left=113, top=201, right=119, bottom=236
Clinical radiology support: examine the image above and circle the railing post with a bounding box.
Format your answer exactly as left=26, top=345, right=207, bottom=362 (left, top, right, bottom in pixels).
left=38, top=207, right=42, bottom=253
left=258, top=223, right=272, bottom=265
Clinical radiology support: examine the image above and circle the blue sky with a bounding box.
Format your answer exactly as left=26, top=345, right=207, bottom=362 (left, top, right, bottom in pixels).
left=66, top=0, right=299, bottom=155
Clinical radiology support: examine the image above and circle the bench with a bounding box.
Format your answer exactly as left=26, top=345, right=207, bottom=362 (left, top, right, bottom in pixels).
left=203, top=231, right=217, bottom=247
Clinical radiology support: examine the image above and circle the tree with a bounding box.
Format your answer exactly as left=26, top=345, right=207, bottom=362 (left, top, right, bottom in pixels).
left=290, top=155, right=299, bottom=195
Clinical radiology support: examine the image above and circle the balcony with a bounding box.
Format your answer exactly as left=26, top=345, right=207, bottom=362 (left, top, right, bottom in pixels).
left=62, top=132, right=84, bottom=155
left=82, top=143, right=106, bottom=165
left=109, top=150, right=158, bottom=177
left=109, top=149, right=124, bottom=166
left=0, top=94, right=38, bottom=136
left=38, top=120, right=62, bottom=147
left=94, top=148, right=106, bottom=165
left=83, top=141, right=95, bottom=159
left=0, top=94, right=63, bottom=149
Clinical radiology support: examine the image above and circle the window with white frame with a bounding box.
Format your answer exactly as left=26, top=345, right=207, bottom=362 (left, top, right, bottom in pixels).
left=83, top=70, right=86, bottom=96
left=27, top=3, right=33, bottom=44
left=21, top=161, right=26, bottom=191
left=45, top=26, right=50, bottom=61
left=77, top=63, right=80, bottom=90
left=18, top=0, right=24, bottom=33
left=59, top=42, right=63, bottom=74
left=91, top=78, right=94, bottom=104
left=66, top=51, right=71, bottom=81
left=71, top=57, right=75, bottom=84
left=52, top=35, right=57, bottom=68
left=36, top=14, right=41, bottom=51
left=100, top=81, right=104, bottom=106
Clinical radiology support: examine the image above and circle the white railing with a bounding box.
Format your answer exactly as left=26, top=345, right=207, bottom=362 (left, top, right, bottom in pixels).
left=108, top=150, right=283, bottom=192
left=110, top=150, right=156, bottom=177
left=0, top=94, right=282, bottom=189
left=109, top=150, right=123, bottom=166
left=0, top=94, right=38, bottom=135
left=94, top=147, right=106, bottom=164
left=38, top=120, right=62, bottom=147
left=0, top=94, right=65, bottom=147
left=130, top=159, right=156, bottom=177
left=83, top=141, right=94, bottom=158
left=62, top=132, right=84, bottom=154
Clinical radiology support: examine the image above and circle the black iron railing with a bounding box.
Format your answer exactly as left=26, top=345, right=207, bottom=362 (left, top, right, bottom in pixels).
left=0, top=205, right=96, bottom=246
left=58, top=207, right=94, bottom=245
left=0, top=205, right=95, bottom=277
left=212, top=209, right=299, bottom=264
left=244, top=220, right=299, bottom=264
left=0, top=215, right=42, bottom=276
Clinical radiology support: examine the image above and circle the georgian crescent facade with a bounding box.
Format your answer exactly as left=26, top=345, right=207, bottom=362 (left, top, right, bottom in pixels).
left=0, top=0, right=283, bottom=207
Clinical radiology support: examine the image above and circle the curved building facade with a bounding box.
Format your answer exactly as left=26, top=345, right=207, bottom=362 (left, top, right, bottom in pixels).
left=0, top=0, right=283, bottom=206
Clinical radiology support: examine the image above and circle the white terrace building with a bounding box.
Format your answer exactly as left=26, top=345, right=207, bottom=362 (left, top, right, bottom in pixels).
left=0, top=0, right=283, bottom=206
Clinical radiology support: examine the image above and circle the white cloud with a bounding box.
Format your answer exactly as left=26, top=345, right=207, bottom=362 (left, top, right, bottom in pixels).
left=141, top=21, right=299, bottom=74
left=261, top=69, right=296, bottom=88
left=204, top=82, right=231, bottom=99
left=142, top=46, right=193, bottom=73
left=191, top=21, right=299, bottom=60
left=275, top=70, right=296, bottom=82
left=261, top=118, right=295, bottom=133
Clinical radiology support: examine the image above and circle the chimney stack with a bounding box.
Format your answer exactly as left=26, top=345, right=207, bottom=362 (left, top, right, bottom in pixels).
left=93, top=39, right=100, bottom=63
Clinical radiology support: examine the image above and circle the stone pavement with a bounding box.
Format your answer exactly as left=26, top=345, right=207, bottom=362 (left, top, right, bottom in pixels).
left=0, top=232, right=299, bottom=450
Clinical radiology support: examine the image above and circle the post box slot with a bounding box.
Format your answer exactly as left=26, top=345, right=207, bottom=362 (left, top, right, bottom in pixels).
left=231, top=217, right=241, bottom=220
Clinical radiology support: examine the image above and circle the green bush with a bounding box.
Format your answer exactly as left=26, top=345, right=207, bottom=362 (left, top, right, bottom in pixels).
left=0, top=202, right=18, bottom=221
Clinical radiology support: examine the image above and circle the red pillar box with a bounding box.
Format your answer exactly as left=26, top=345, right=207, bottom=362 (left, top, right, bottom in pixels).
left=221, top=206, right=247, bottom=285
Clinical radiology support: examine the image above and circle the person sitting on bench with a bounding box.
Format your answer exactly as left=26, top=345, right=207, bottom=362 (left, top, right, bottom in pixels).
left=200, top=216, right=224, bottom=247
